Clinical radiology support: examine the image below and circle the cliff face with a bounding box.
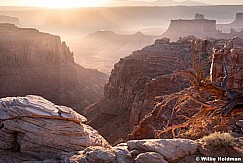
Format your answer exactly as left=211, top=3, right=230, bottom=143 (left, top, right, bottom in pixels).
left=0, top=24, right=74, bottom=67
left=211, top=37, right=243, bottom=89
left=85, top=36, right=243, bottom=144
left=84, top=37, right=201, bottom=144
left=0, top=24, right=107, bottom=111
left=129, top=38, right=243, bottom=140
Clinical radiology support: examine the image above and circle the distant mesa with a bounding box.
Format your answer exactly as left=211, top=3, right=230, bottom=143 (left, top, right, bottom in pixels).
left=235, top=13, right=243, bottom=23
left=162, top=13, right=221, bottom=41
left=0, top=15, right=20, bottom=26
left=228, top=13, right=243, bottom=28
left=217, top=13, right=243, bottom=32
left=162, top=13, right=243, bottom=41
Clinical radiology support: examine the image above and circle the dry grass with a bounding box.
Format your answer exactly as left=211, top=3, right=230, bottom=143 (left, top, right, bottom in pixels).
left=202, top=132, right=235, bottom=148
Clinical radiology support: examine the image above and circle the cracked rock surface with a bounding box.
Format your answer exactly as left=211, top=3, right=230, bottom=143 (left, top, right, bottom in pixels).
left=0, top=95, right=110, bottom=162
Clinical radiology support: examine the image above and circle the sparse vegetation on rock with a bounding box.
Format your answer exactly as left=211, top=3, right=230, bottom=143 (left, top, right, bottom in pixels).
left=202, top=132, right=235, bottom=148
left=156, top=38, right=243, bottom=139
left=129, top=37, right=243, bottom=141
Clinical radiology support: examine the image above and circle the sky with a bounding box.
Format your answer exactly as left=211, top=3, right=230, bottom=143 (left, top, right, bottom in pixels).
left=0, top=0, right=243, bottom=8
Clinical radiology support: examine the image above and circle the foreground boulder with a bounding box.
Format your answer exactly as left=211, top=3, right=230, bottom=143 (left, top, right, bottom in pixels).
left=0, top=95, right=110, bottom=162
left=63, top=139, right=197, bottom=163
left=127, top=139, right=197, bottom=162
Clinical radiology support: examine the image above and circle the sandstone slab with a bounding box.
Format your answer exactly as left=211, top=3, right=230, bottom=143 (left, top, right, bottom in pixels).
left=127, top=139, right=197, bottom=161
left=135, top=152, right=168, bottom=163
left=0, top=95, right=110, bottom=160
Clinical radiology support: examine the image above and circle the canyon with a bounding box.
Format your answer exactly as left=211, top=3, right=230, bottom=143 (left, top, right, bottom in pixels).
left=71, top=31, right=159, bottom=74
left=0, top=7, right=242, bottom=162
left=84, top=36, right=243, bottom=144
left=70, top=13, right=243, bottom=74
left=0, top=24, right=107, bottom=111
left=84, top=36, right=197, bottom=144
left=0, top=91, right=241, bottom=162
left=0, top=95, right=207, bottom=163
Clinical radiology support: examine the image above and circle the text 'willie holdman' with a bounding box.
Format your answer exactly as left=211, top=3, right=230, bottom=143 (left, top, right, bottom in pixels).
left=196, top=156, right=242, bottom=162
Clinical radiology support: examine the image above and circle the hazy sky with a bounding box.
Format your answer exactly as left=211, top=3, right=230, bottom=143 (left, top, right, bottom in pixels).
left=0, top=0, right=243, bottom=7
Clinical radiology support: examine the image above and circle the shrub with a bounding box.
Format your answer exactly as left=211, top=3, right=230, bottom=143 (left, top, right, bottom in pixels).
left=202, top=132, right=235, bottom=148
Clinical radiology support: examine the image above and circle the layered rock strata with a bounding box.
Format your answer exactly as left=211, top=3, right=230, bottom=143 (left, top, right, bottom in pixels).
left=84, top=37, right=213, bottom=144
left=0, top=95, right=110, bottom=162
left=129, top=38, right=243, bottom=140
left=0, top=24, right=107, bottom=110
left=85, top=36, right=243, bottom=144
left=211, top=37, right=243, bottom=89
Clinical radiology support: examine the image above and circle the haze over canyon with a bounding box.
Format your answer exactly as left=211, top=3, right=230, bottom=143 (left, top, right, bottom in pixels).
left=0, top=1, right=243, bottom=163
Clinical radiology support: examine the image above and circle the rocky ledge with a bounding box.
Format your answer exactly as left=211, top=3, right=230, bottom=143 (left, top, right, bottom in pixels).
left=0, top=95, right=201, bottom=163
left=0, top=96, right=241, bottom=163
left=84, top=36, right=213, bottom=144
left=65, top=138, right=197, bottom=163
left=0, top=95, right=110, bottom=162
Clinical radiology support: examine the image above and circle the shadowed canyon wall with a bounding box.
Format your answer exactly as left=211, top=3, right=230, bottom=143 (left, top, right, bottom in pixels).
left=0, top=24, right=107, bottom=111
left=84, top=36, right=243, bottom=144
left=84, top=37, right=197, bottom=144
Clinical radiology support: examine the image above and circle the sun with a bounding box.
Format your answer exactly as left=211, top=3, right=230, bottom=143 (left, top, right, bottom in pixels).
left=25, top=0, right=105, bottom=8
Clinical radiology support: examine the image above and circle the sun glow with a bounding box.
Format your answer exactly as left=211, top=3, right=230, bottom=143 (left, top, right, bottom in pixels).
left=25, top=0, right=105, bottom=8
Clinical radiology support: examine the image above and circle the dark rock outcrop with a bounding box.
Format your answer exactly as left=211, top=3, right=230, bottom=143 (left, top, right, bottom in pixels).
left=211, top=37, right=243, bottom=89
left=0, top=24, right=108, bottom=111
left=0, top=95, right=110, bottom=162
left=84, top=37, right=204, bottom=144
left=85, top=36, right=243, bottom=144
left=129, top=38, right=243, bottom=140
